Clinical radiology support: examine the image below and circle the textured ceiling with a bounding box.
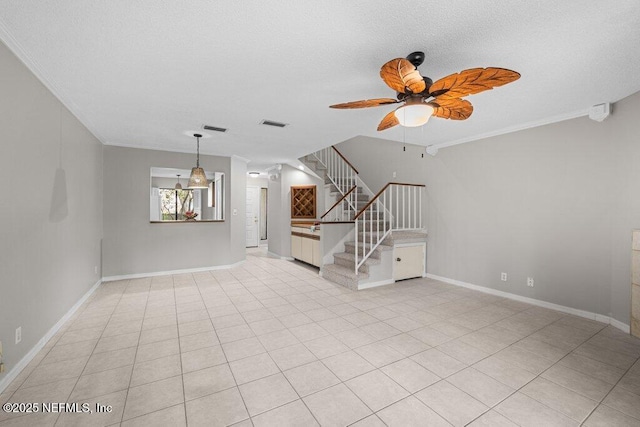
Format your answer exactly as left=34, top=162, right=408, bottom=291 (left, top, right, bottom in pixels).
left=1, top=1, right=639, bottom=168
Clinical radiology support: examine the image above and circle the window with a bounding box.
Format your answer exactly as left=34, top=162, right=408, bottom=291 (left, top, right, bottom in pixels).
left=159, top=188, right=194, bottom=220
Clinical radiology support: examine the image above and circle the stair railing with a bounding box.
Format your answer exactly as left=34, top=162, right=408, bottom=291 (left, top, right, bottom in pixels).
left=353, top=182, right=425, bottom=274
left=321, top=186, right=358, bottom=222
left=312, top=146, right=357, bottom=195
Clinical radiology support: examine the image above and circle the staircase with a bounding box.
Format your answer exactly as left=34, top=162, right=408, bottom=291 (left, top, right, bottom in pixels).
left=301, top=146, right=427, bottom=290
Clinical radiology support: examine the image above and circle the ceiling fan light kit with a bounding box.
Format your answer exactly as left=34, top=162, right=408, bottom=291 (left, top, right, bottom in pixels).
left=330, top=51, right=520, bottom=131
left=394, top=99, right=434, bottom=127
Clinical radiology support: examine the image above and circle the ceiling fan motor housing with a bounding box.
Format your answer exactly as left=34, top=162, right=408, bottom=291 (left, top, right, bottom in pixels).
left=406, top=51, right=425, bottom=67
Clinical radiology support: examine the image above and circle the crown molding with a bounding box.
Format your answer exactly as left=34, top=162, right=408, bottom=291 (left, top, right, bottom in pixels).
left=0, top=18, right=107, bottom=145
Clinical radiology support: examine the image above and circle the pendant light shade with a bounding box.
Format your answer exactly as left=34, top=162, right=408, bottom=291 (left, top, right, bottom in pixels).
left=188, top=133, right=209, bottom=189
left=188, top=167, right=208, bottom=188
left=174, top=174, right=183, bottom=190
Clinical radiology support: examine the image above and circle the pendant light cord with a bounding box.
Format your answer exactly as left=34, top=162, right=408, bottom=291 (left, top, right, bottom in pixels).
left=196, top=135, right=200, bottom=168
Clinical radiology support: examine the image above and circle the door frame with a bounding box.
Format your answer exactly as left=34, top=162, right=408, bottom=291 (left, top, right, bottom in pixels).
left=246, top=185, right=261, bottom=248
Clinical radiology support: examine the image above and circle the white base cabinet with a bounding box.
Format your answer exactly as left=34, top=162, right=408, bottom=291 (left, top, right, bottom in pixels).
left=291, top=226, right=321, bottom=267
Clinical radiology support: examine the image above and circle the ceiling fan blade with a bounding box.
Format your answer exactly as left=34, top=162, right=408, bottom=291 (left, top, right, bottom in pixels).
left=377, top=109, right=400, bottom=131
left=380, top=58, right=426, bottom=94
left=428, top=98, right=473, bottom=120
left=330, top=98, right=399, bottom=109
left=429, top=68, right=520, bottom=99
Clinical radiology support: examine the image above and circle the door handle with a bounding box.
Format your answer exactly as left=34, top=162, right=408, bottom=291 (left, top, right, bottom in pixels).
left=396, top=257, right=401, bottom=262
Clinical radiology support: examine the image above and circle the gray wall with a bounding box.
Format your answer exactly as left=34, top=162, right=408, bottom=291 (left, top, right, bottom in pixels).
left=267, top=175, right=283, bottom=255
left=425, top=91, right=640, bottom=325
left=267, top=165, right=324, bottom=258
left=102, top=146, right=245, bottom=277
left=229, top=157, right=248, bottom=259
left=338, top=91, right=640, bottom=326
left=336, top=136, right=429, bottom=194
left=0, top=41, right=103, bottom=382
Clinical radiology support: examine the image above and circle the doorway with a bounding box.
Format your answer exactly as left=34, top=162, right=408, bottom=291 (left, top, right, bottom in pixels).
left=246, top=186, right=260, bottom=247
left=260, top=187, right=268, bottom=242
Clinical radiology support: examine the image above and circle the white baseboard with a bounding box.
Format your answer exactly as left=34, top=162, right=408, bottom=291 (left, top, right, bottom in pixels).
left=0, top=279, right=102, bottom=394
left=358, top=279, right=395, bottom=290
left=426, top=273, right=631, bottom=334
left=102, top=260, right=245, bottom=282
left=267, top=251, right=294, bottom=261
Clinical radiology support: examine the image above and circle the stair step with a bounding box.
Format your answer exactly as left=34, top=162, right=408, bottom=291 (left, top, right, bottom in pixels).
left=344, top=241, right=392, bottom=259
left=383, top=231, right=428, bottom=245
left=302, top=161, right=327, bottom=176
left=331, top=191, right=368, bottom=199
left=321, top=263, right=368, bottom=290
left=357, top=231, right=389, bottom=240
left=356, top=221, right=390, bottom=232
left=326, top=181, right=362, bottom=191
left=333, top=252, right=380, bottom=273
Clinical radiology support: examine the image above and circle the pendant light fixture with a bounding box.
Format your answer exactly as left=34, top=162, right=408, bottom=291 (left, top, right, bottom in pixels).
left=174, top=174, right=183, bottom=190
left=188, top=133, right=208, bottom=188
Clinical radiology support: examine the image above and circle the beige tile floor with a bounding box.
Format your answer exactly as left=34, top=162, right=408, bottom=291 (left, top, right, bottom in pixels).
left=2, top=248, right=640, bottom=426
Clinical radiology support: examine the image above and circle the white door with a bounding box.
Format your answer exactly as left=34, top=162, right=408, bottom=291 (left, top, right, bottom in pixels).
left=393, top=244, right=425, bottom=281
left=246, top=186, right=260, bottom=247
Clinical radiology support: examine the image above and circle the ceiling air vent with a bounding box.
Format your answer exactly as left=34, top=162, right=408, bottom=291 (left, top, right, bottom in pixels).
left=260, top=119, right=288, bottom=128
left=203, top=125, right=227, bottom=133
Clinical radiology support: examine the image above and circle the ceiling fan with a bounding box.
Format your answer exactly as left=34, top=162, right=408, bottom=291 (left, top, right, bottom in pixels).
left=330, top=52, right=520, bottom=131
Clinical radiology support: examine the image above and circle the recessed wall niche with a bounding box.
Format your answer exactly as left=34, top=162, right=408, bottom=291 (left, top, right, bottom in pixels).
left=291, top=185, right=316, bottom=219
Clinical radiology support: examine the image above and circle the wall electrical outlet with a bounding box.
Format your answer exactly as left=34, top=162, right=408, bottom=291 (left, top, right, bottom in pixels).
left=94, top=265, right=98, bottom=274
left=392, top=171, right=397, bottom=178
left=15, top=327, right=22, bottom=344
left=501, top=272, right=508, bottom=282
left=527, top=277, right=535, bottom=287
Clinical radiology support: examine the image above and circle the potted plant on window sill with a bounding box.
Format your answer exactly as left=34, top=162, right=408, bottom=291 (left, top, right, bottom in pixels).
left=184, top=211, right=198, bottom=221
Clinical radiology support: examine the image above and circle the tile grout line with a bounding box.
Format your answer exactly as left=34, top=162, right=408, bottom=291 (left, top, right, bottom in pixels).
left=208, top=270, right=254, bottom=425
left=5, top=251, right=640, bottom=426
left=118, top=277, right=152, bottom=424
left=1, top=283, right=121, bottom=426
left=173, top=274, right=189, bottom=427
left=577, top=351, right=640, bottom=424
left=470, top=317, right=624, bottom=426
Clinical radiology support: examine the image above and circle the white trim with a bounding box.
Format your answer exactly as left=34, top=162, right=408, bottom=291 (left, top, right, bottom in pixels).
left=358, top=279, right=395, bottom=290
left=104, top=140, right=232, bottom=157
left=432, top=109, right=590, bottom=150
left=426, top=273, right=631, bottom=334
left=610, top=318, right=631, bottom=334
left=0, top=280, right=102, bottom=394
left=267, top=251, right=294, bottom=261
left=231, top=155, right=251, bottom=164
left=0, top=19, right=107, bottom=145
left=102, top=261, right=245, bottom=282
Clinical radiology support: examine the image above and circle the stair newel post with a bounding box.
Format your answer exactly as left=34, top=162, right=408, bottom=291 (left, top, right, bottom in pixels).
left=377, top=191, right=380, bottom=240
left=401, top=185, right=404, bottom=229
left=415, top=186, right=418, bottom=228
left=419, top=187, right=422, bottom=229
left=354, top=217, right=359, bottom=275
left=383, top=189, right=387, bottom=238
left=369, top=204, right=372, bottom=261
